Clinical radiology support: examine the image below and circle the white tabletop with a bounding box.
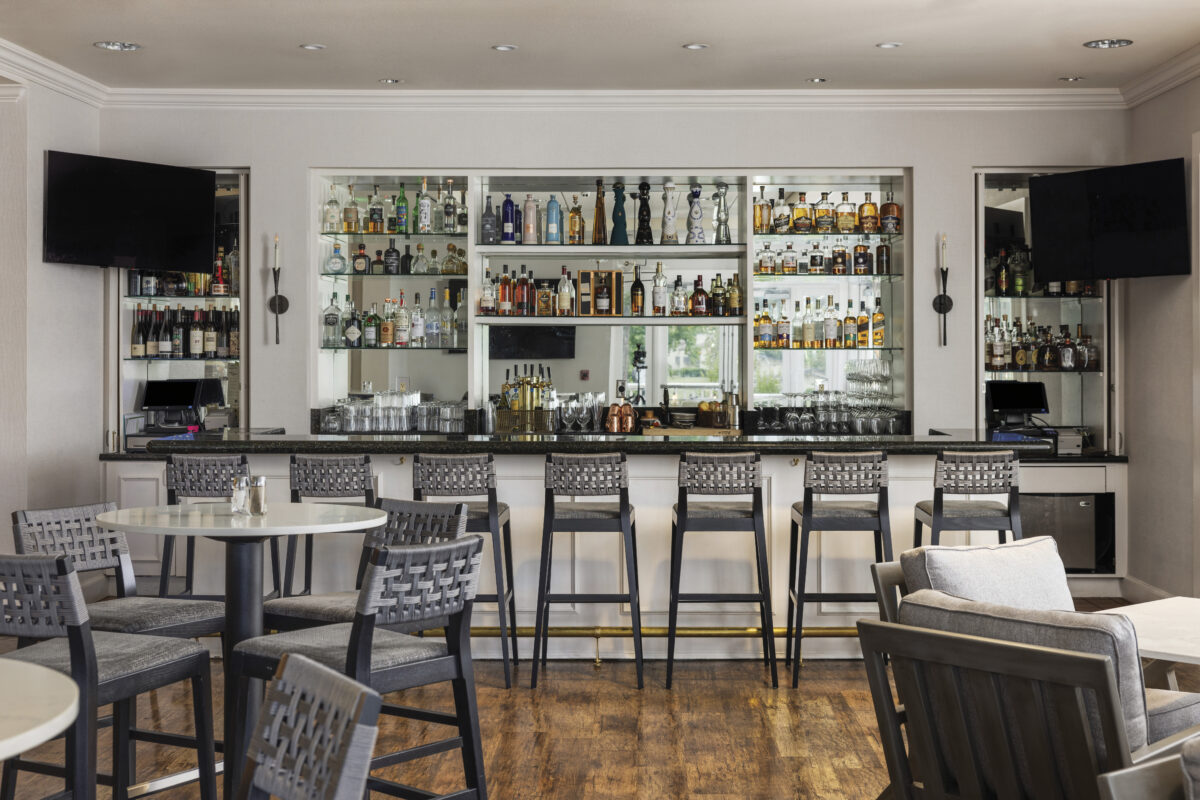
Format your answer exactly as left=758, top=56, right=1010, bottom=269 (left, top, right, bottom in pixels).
left=0, top=660, right=79, bottom=761
left=97, top=502, right=387, bottom=539
left=1100, top=597, right=1200, bottom=664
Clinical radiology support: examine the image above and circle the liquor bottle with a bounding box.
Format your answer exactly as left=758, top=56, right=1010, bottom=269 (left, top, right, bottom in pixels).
left=395, top=292, right=411, bottom=347
left=386, top=195, right=398, bottom=234
left=1012, top=255, right=1028, bottom=296
left=776, top=302, right=791, bottom=349
left=157, top=307, right=173, bottom=358
left=772, top=188, right=791, bottom=233
left=417, top=177, right=433, bottom=234
left=440, top=244, right=457, bottom=274
left=556, top=267, right=574, bottom=316
left=857, top=301, right=870, bottom=348
left=501, top=194, right=516, bottom=244
left=371, top=249, right=385, bottom=275
left=690, top=275, right=709, bottom=316
left=394, top=184, right=409, bottom=234
left=853, top=240, right=871, bottom=275
left=876, top=240, right=891, bottom=275
left=751, top=187, right=766, bottom=235
left=480, top=269, right=497, bottom=315
left=523, top=194, right=538, bottom=244
left=392, top=245, right=409, bottom=277
left=803, top=298, right=818, bottom=349
left=410, top=293, right=425, bottom=347
left=859, top=192, right=880, bottom=233
left=760, top=304, right=775, bottom=348
left=380, top=298, right=395, bottom=347
left=228, top=309, right=240, bottom=358
left=546, top=194, right=562, bottom=244
left=993, top=249, right=1010, bottom=296
left=823, top=295, right=839, bottom=348
left=361, top=303, right=379, bottom=348
left=880, top=191, right=902, bottom=234
left=595, top=274, right=612, bottom=315
left=324, top=244, right=347, bottom=274
left=568, top=195, right=585, bottom=244
left=341, top=296, right=360, bottom=349
left=457, top=189, right=469, bottom=233
left=145, top=308, right=160, bottom=358
left=203, top=308, right=217, bottom=358
left=791, top=191, right=812, bottom=234
left=752, top=303, right=762, bottom=347
left=322, top=294, right=341, bottom=347
left=808, top=240, right=826, bottom=274
left=592, top=180, right=608, bottom=245
left=442, top=289, right=456, bottom=347
left=427, top=247, right=440, bottom=275
left=455, top=290, right=467, bottom=346
left=710, top=274, right=726, bottom=317
left=227, top=238, right=240, bottom=295
left=651, top=262, right=669, bottom=316
left=840, top=191, right=859, bottom=232
left=323, top=185, right=341, bottom=233
left=831, top=238, right=848, bottom=275
left=515, top=265, right=531, bottom=316
left=383, top=239, right=400, bottom=275
left=130, top=304, right=146, bottom=358
left=781, top=243, right=799, bottom=275
left=443, top=179, right=458, bottom=234
left=368, top=186, right=385, bottom=234
left=814, top=192, right=835, bottom=234
left=190, top=308, right=205, bottom=358
left=498, top=265, right=513, bottom=316
left=727, top=274, right=744, bottom=317
left=352, top=244, right=370, bottom=275
left=843, top=304, right=857, bottom=348
left=172, top=306, right=185, bottom=358
left=630, top=265, right=645, bottom=316
left=412, top=243, right=429, bottom=274
left=481, top=196, right=498, bottom=244
left=759, top=243, right=775, bottom=275
left=342, top=184, right=360, bottom=233
left=671, top=276, right=687, bottom=316
left=872, top=297, right=886, bottom=348
left=431, top=184, right=445, bottom=233
left=1057, top=325, right=1077, bottom=371
left=426, top=289, right=441, bottom=347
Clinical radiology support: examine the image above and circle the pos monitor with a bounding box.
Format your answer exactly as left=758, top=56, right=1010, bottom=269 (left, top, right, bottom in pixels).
left=985, top=380, right=1049, bottom=428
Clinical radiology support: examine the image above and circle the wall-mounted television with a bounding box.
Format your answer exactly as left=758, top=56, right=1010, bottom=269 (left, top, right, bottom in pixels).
left=489, top=326, right=576, bottom=359
left=1029, top=158, right=1190, bottom=281
left=43, top=151, right=216, bottom=273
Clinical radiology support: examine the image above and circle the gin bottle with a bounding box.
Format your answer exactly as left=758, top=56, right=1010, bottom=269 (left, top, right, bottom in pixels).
left=410, top=293, right=425, bottom=347
left=342, top=296, right=361, bottom=348
left=323, top=185, right=341, bottom=233
left=426, top=288, right=441, bottom=347
left=324, top=244, right=347, bottom=275
left=384, top=238, right=400, bottom=274
left=368, top=186, right=385, bottom=234
left=443, top=179, right=458, bottom=234
left=395, top=292, right=411, bottom=347
left=441, top=289, right=455, bottom=347
left=481, top=196, right=498, bottom=244
left=417, top=177, right=433, bottom=234
left=363, top=303, right=381, bottom=347
left=321, top=295, right=341, bottom=347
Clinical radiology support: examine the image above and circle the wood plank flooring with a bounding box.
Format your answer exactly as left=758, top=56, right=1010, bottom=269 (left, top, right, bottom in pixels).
left=4, top=597, right=1176, bottom=799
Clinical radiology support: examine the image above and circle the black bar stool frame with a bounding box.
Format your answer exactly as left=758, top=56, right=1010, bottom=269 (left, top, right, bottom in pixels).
left=912, top=450, right=1023, bottom=548
left=286, top=454, right=376, bottom=597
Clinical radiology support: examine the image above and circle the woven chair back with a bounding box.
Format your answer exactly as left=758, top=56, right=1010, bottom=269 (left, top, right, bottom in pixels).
left=804, top=452, right=888, bottom=495
left=545, top=453, right=628, bottom=496
left=369, top=499, right=469, bottom=548
left=935, top=450, right=1019, bottom=495
left=0, top=555, right=88, bottom=638
left=167, top=454, right=250, bottom=500
left=290, top=455, right=374, bottom=500
left=412, top=454, right=495, bottom=497
left=13, top=502, right=127, bottom=573
left=678, top=452, right=762, bottom=495
left=356, top=536, right=484, bottom=627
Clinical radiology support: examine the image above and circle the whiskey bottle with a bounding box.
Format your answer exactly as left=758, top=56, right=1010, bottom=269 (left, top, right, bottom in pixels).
left=342, top=184, right=360, bottom=233
left=823, top=295, right=839, bottom=348
left=480, top=268, right=497, bottom=315
left=395, top=184, right=409, bottom=234
left=772, top=188, right=792, bottom=233
left=859, top=192, right=880, bottom=233
left=727, top=274, right=744, bottom=316
left=498, top=265, right=513, bottom=315
left=351, top=244, right=370, bottom=275
left=814, top=192, right=835, bottom=234
left=792, top=301, right=803, bottom=348
left=592, top=180, right=608, bottom=245
left=835, top=192, right=859, bottom=234
left=831, top=239, right=848, bottom=275
left=857, top=302, right=870, bottom=348
left=752, top=303, right=762, bottom=348
left=710, top=274, right=726, bottom=317
left=556, top=267, right=575, bottom=317
left=805, top=299, right=820, bottom=349
left=652, top=262, right=668, bottom=316
left=690, top=275, right=709, bottom=316
left=843, top=305, right=857, bottom=348
left=325, top=244, right=347, bottom=275
left=371, top=249, right=386, bottom=275
left=808, top=241, right=826, bottom=274
left=384, top=239, right=400, bottom=274
left=323, top=185, right=341, bottom=233
left=993, top=249, right=1010, bottom=297
left=595, top=274, right=612, bottom=315
left=760, top=304, right=774, bottom=348
left=759, top=243, right=776, bottom=275
left=781, top=242, right=799, bottom=275
left=876, top=240, right=891, bottom=275
left=671, top=276, right=687, bottom=316
left=368, top=186, right=385, bottom=234
left=871, top=297, right=886, bottom=348
left=852, top=240, right=871, bottom=275
left=791, top=191, right=812, bottom=234
left=880, top=192, right=902, bottom=234
left=568, top=195, right=585, bottom=244
left=630, top=265, right=646, bottom=316
left=776, top=302, right=791, bottom=349
left=1057, top=326, right=1077, bottom=371
left=753, top=187, right=768, bottom=235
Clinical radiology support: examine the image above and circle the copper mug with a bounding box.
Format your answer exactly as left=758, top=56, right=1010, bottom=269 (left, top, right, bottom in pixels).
left=605, top=403, right=622, bottom=433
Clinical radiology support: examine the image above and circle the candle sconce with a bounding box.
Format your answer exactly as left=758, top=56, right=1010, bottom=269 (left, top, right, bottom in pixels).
left=932, top=234, right=952, bottom=347
left=268, top=267, right=288, bottom=345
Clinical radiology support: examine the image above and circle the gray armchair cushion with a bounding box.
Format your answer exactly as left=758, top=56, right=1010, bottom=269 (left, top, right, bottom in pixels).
left=264, top=592, right=358, bottom=625
left=1183, top=737, right=1200, bottom=800
left=900, top=535, right=1073, bottom=611
left=1148, top=688, right=1200, bottom=744
left=898, top=589, right=1149, bottom=751
left=234, top=623, right=446, bottom=672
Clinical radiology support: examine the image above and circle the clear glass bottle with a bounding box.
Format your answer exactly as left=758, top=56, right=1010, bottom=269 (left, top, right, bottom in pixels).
left=411, top=243, right=429, bottom=274
left=380, top=298, right=394, bottom=347
left=568, top=195, right=585, bottom=244
left=651, top=262, right=668, bottom=316
left=418, top=177, right=433, bottom=234
left=775, top=301, right=790, bottom=348
left=556, top=266, right=574, bottom=316
left=807, top=240, right=826, bottom=274
left=753, top=186, right=769, bottom=235
left=324, top=244, right=347, bottom=275
left=455, top=290, right=468, bottom=345
left=323, top=185, right=341, bottom=233
left=410, top=292, right=425, bottom=347
left=781, top=242, right=798, bottom=275
left=835, top=192, right=858, bottom=233
left=759, top=242, right=775, bottom=275
left=431, top=183, right=445, bottom=234
left=823, top=295, right=839, bottom=348
left=322, top=294, right=341, bottom=347
left=443, top=179, right=458, bottom=234
left=671, top=276, right=687, bottom=316
left=481, top=268, right=497, bottom=315
left=772, top=188, right=792, bottom=233
left=791, top=191, right=812, bottom=234
left=442, top=289, right=456, bottom=347
left=426, top=288, right=441, bottom=347
left=440, top=244, right=457, bottom=274
left=342, top=184, right=360, bottom=233
left=395, top=291, right=411, bottom=347
left=813, top=192, right=835, bottom=234
left=803, top=298, right=818, bottom=349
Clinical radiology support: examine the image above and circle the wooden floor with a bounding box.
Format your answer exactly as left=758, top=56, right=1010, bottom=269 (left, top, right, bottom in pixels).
left=9, top=596, right=1188, bottom=800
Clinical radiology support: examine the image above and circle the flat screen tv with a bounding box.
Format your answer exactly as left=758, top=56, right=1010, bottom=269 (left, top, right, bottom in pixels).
left=489, top=326, right=575, bottom=359
left=1029, top=158, right=1190, bottom=281
left=44, top=151, right=216, bottom=272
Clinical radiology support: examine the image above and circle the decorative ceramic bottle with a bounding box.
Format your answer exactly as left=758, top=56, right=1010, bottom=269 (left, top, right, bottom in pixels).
left=660, top=181, right=680, bottom=244
left=686, top=183, right=706, bottom=244
left=609, top=182, right=629, bottom=245
left=635, top=180, right=654, bottom=245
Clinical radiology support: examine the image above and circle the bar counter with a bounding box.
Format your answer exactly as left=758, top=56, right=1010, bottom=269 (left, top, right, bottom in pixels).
left=143, top=428, right=1055, bottom=456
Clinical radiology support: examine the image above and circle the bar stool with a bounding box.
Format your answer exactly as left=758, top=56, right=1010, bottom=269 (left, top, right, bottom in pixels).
left=532, top=452, right=643, bottom=690
left=784, top=451, right=891, bottom=688
left=413, top=453, right=519, bottom=689
left=286, top=454, right=376, bottom=596
left=163, top=454, right=281, bottom=599
left=667, top=452, right=776, bottom=689
left=912, top=450, right=1023, bottom=547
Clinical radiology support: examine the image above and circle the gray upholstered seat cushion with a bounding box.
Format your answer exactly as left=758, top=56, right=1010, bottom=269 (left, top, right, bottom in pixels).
left=914, top=499, right=1008, bottom=520
left=1147, top=688, right=1200, bottom=744
left=87, top=596, right=225, bottom=634
left=898, top=589, right=1149, bottom=752
left=466, top=502, right=510, bottom=524
left=791, top=500, right=879, bottom=520
left=553, top=502, right=635, bottom=521
left=3, top=632, right=206, bottom=704
left=900, top=535, right=1074, bottom=611
left=234, top=623, right=446, bottom=672
left=673, top=501, right=752, bottom=519
left=264, top=591, right=358, bottom=624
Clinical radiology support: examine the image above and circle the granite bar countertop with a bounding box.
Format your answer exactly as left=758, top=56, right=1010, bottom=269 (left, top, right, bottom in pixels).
left=144, top=428, right=1055, bottom=457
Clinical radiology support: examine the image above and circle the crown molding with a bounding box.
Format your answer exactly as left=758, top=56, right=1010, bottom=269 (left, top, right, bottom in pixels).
left=0, top=38, right=106, bottom=107
left=101, top=86, right=1127, bottom=111
left=0, top=84, right=25, bottom=102
left=1121, top=42, right=1200, bottom=108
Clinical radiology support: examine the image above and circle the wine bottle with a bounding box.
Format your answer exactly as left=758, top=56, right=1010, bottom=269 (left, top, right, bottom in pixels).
left=130, top=304, right=146, bottom=358
left=630, top=265, right=645, bottom=316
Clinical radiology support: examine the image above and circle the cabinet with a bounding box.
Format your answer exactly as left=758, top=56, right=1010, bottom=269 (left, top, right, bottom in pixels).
left=975, top=171, right=1118, bottom=452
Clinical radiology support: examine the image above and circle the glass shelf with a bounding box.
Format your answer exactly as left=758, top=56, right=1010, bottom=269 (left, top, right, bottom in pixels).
left=986, top=369, right=1103, bottom=376
left=124, top=295, right=240, bottom=303
left=983, top=294, right=1102, bottom=302
left=123, top=357, right=240, bottom=362
left=753, top=273, right=903, bottom=281
left=319, top=273, right=468, bottom=279
left=475, top=315, right=747, bottom=327
left=320, top=346, right=466, bottom=352
left=320, top=232, right=468, bottom=240
left=474, top=244, right=745, bottom=260
left=754, top=346, right=903, bottom=352
left=754, top=232, right=903, bottom=241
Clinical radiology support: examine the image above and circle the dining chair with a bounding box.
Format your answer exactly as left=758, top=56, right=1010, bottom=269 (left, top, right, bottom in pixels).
left=285, top=454, right=376, bottom=597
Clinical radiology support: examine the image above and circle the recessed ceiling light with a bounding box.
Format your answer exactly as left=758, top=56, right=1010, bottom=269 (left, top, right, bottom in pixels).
left=875, top=42, right=903, bottom=49
left=299, top=43, right=326, bottom=51
left=491, top=44, right=518, bottom=52
left=682, top=43, right=709, bottom=50
left=806, top=77, right=828, bottom=84
left=378, top=78, right=404, bottom=85
left=1059, top=75, right=1086, bottom=82
left=93, top=41, right=141, bottom=52
left=1083, top=38, right=1133, bottom=49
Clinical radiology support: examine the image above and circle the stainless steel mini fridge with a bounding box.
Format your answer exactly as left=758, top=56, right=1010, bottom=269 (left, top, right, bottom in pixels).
left=1019, top=493, right=1116, bottom=574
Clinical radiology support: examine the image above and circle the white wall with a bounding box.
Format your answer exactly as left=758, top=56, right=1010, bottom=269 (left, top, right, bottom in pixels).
left=0, top=88, right=28, bottom=539
left=1126, top=76, right=1200, bottom=597
left=97, top=101, right=1128, bottom=437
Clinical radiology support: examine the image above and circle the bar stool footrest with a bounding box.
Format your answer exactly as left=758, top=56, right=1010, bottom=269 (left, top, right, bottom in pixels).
left=474, top=589, right=515, bottom=605
left=546, top=592, right=631, bottom=604
left=799, top=592, right=877, bottom=603
left=371, top=736, right=464, bottom=769
left=677, top=592, right=765, bottom=603
left=382, top=703, right=458, bottom=726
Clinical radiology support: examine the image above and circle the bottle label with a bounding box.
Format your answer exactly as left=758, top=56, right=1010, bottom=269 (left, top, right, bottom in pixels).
left=881, top=215, right=900, bottom=233
left=345, top=324, right=361, bottom=343
left=499, top=300, right=512, bottom=312
left=793, top=216, right=812, bottom=234
left=653, top=287, right=667, bottom=311
left=557, top=291, right=571, bottom=311
left=853, top=252, right=870, bottom=273
left=217, top=344, right=229, bottom=358
left=596, top=295, right=610, bottom=313
left=396, top=205, right=408, bottom=229
left=172, top=333, right=183, bottom=351
left=411, top=319, right=424, bottom=339
left=370, top=208, right=384, bottom=225
left=503, top=223, right=514, bottom=234
left=131, top=343, right=145, bottom=358
left=364, top=327, right=378, bottom=347
left=159, top=340, right=172, bottom=355
left=146, top=340, right=159, bottom=356
left=418, top=200, right=432, bottom=232
left=190, top=332, right=203, bottom=354
left=204, top=331, right=217, bottom=351
left=548, top=223, right=558, bottom=234
left=860, top=215, right=880, bottom=232
left=229, top=330, right=239, bottom=357
left=324, top=313, right=339, bottom=327
left=396, top=324, right=410, bottom=346
left=384, top=253, right=400, bottom=273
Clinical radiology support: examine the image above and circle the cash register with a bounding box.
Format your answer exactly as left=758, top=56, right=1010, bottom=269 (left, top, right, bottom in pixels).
left=123, top=378, right=224, bottom=451
left=985, top=380, right=1088, bottom=456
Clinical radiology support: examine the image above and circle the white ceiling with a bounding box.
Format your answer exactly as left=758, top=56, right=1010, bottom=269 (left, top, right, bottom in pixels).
left=0, top=0, right=1197, bottom=91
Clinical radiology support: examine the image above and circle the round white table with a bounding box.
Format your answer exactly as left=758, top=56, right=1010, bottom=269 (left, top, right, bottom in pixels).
left=0, top=660, right=79, bottom=761
left=97, top=502, right=386, bottom=795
